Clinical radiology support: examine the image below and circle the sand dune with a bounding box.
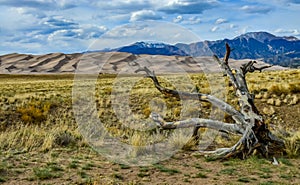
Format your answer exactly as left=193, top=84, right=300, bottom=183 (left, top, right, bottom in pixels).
left=0, top=52, right=287, bottom=74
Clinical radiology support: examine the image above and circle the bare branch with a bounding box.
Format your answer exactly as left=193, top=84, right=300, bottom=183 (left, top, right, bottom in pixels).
left=134, top=62, right=245, bottom=122
left=253, top=65, right=273, bottom=72
left=213, top=54, right=239, bottom=90
left=215, top=45, right=262, bottom=122
left=202, top=125, right=259, bottom=159
left=150, top=112, right=245, bottom=135
left=241, top=61, right=273, bottom=75
left=224, top=43, right=231, bottom=64
left=241, top=60, right=257, bottom=75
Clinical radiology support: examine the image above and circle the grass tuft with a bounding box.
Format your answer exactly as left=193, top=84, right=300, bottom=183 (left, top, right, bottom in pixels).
left=154, top=164, right=181, bottom=175
left=33, top=167, right=62, bottom=180
left=193, top=172, right=208, bottom=178
left=284, top=131, right=300, bottom=158
left=237, top=177, right=251, bottom=183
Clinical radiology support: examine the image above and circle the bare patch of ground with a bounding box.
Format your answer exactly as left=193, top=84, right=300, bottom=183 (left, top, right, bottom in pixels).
left=0, top=146, right=299, bottom=185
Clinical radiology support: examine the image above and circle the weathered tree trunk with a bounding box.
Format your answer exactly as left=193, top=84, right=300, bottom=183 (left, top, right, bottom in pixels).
left=134, top=43, right=285, bottom=159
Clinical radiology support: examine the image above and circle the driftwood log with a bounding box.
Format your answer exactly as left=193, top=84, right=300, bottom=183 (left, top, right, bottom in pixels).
left=134, top=43, right=284, bottom=159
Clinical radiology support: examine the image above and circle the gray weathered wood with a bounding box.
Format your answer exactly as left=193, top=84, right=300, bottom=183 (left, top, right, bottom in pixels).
left=134, top=43, right=284, bottom=159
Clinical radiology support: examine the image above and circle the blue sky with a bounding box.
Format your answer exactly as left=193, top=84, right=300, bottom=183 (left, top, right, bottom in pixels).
left=0, top=0, right=300, bottom=54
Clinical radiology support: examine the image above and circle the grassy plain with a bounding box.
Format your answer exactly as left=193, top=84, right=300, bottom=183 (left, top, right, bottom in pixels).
left=0, top=69, right=299, bottom=184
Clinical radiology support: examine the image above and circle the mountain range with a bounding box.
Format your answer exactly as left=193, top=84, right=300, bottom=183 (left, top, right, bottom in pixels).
left=110, top=32, right=300, bottom=68
left=111, top=42, right=188, bottom=56
left=0, top=31, right=298, bottom=74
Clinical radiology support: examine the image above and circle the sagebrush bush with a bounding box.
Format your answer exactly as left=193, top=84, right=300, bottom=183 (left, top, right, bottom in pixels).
left=16, top=100, right=58, bottom=124
left=268, top=84, right=289, bottom=95
left=268, top=82, right=300, bottom=96
left=284, top=131, right=300, bottom=158
left=288, top=83, right=300, bottom=93
left=54, top=130, right=76, bottom=147
left=18, top=104, right=46, bottom=124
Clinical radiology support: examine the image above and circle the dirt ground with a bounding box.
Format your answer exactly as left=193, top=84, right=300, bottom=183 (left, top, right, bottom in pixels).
left=1, top=146, right=299, bottom=185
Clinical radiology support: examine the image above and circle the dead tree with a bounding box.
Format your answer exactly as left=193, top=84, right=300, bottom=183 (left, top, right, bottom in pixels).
left=134, top=43, right=284, bottom=159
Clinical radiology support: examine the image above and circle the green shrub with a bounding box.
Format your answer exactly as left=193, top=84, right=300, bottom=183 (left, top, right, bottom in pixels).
left=33, top=167, right=62, bottom=180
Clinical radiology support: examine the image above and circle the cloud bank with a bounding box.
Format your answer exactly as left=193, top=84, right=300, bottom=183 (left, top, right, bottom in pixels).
left=0, top=0, right=299, bottom=54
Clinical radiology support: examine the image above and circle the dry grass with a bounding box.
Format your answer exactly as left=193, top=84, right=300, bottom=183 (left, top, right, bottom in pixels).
left=0, top=70, right=299, bottom=184
left=1, top=70, right=299, bottom=153
left=285, top=131, right=300, bottom=157
left=0, top=122, right=81, bottom=152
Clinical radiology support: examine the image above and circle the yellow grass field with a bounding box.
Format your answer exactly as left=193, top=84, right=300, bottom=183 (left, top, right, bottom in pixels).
left=0, top=69, right=299, bottom=184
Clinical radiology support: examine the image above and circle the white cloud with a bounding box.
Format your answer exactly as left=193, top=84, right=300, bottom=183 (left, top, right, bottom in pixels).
left=0, top=0, right=299, bottom=54
left=230, top=24, right=237, bottom=29
left=158, top=0, right=219, bottom=14
left=0, top=0, right=78, bottom=10
left=0, top=9, right=108, bottom=54
left=240, top=5, right=272, bottom=14
left=91, top=21, right=201, bottom=51
left=48, top=24, right=107, bottom=41
left=43, top=16, right=78, bottom=29
left=274, top=28, right=300, bottom=35
left=211, top=26, right=219, bottom=32
left=234, top=26, right=250, bottom=35
left=104, top=24, right=148, bottom=39
left=130, top=10, right=162, bottom=22
left=215, top=18, right=227, bottom=25
left=94, top=1, right=152, bottom=14
left=173, top=15, right=183, bottom=23
left=188, top=16, right=201, bottom=24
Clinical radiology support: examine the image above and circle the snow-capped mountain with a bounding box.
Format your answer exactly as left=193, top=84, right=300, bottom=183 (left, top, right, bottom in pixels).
left=177, top=32, right=300, bottom=68
left=105, top=32, right=300, bottom=68
left=111, top=41, right=188, bottom=56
